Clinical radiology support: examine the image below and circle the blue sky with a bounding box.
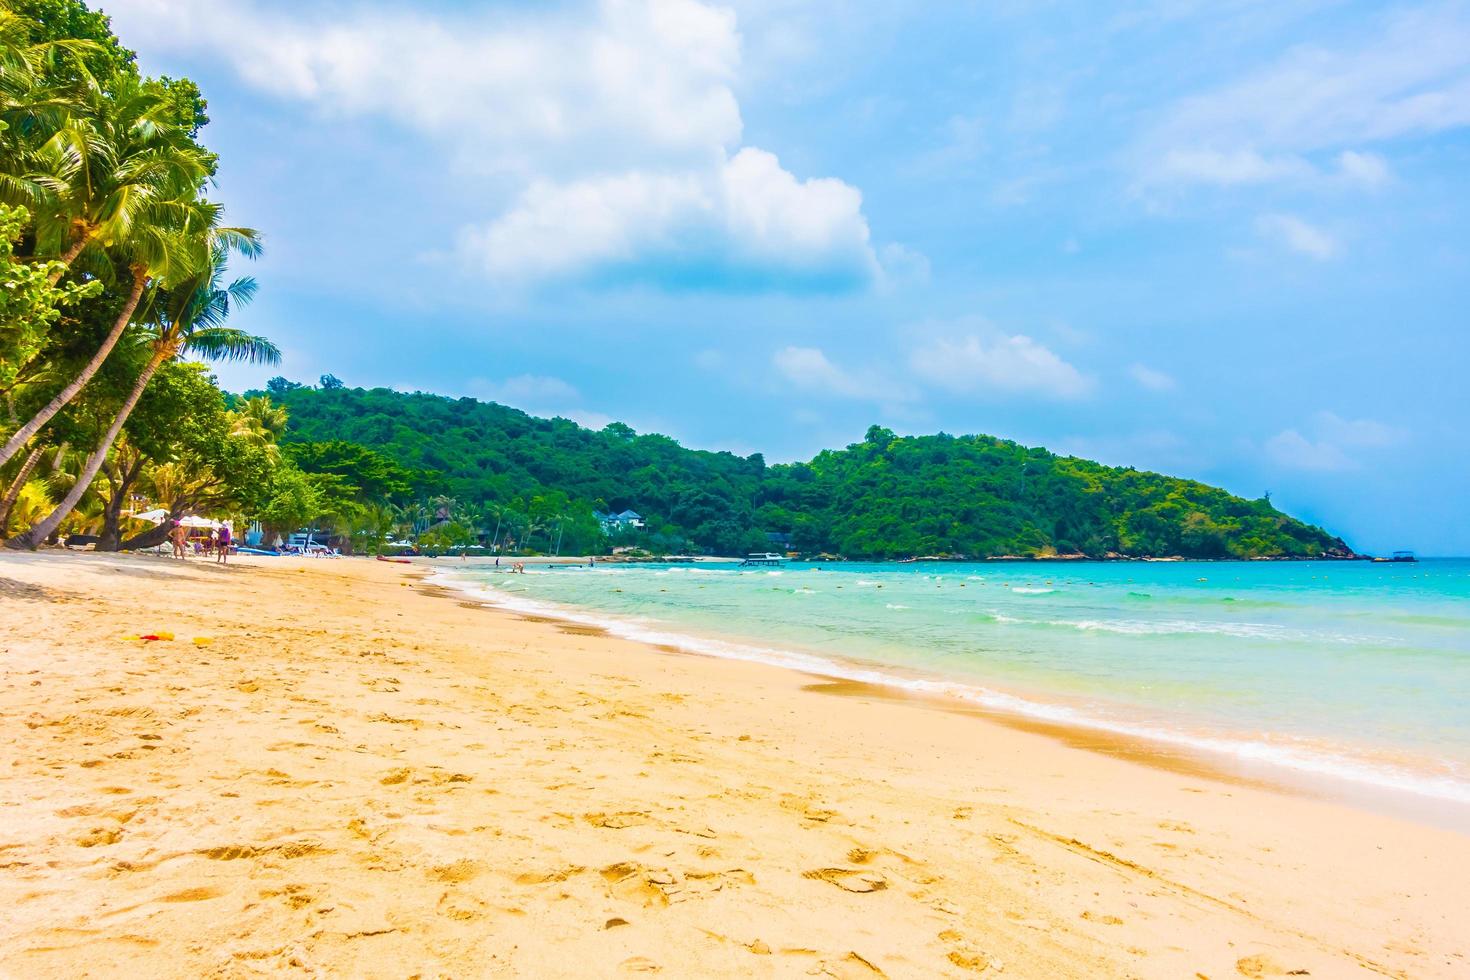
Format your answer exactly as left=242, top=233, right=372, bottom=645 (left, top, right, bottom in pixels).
left=101, top=0, right=1470, bottom=554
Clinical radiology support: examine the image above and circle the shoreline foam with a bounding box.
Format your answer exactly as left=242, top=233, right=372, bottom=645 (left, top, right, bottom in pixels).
left=430, top=565, right=1470, bottom=813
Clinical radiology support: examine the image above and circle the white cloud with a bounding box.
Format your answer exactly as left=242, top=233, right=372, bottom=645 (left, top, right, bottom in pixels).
left=1265, top=411, right=1405, bottom=471
left=1129, top=363, right=1176, bottom=391
left=876, top=243, right=931, bottom=288
left=1154, top=148, right=1314, bottom=186
left=470, top=374, right=581, bottom=406
left=1148, top=147, right=1393, bottom=191
left=1256, top=213, right=1339, bottom=260
left=909, top=333, right=1092, bottom=400
left=461, top=147, right=878, bottom=286
left=103, top=0, right=885, bottom=291
left=770, top=345, right=921, bottom=412
left=103, top=0, right=742, bottom=174
left=1336, top=150, right=1390, bottom=188
left=1264, top=429, right=1354, bottom=471
left=772, top=346, right=868, bottom=399
left=1313, top=410, right=1404, bottom=449
left=1138, top=5, right=1470, bottom=187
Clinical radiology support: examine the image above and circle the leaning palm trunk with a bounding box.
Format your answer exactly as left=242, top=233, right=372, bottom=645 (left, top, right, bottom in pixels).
left=7, top=345, right=169, bottom=550
left=0, top=442, right=45, bottom=536
left=47, top=230, right=93, bottom=285
left=0, top=266, right=147, bottom=468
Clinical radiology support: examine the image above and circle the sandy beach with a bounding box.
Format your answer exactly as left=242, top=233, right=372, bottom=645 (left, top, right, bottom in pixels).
left=2, top=552, right=1467, bottom=979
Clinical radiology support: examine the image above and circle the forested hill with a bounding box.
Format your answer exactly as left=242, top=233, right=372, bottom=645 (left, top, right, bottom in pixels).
left=256, top=380, right=1352, bottom=560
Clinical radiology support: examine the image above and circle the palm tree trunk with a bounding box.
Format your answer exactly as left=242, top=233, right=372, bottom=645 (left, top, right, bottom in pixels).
left=0, top=442, right=45, bottom=536
left=47, top=231, right=93, bottom=285
left=97, top=454, right=145, bottom=551
left=0, top=265, right=148, bottom=468
left=6, top=346, right=169, bottom=551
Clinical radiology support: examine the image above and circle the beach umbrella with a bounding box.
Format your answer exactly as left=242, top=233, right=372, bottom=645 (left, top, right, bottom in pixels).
left=177, top=515, right=223, bottom=529
left=130, top=508, right=169, bottom=523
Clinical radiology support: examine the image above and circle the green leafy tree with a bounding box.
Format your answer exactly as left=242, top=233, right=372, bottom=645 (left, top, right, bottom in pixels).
left=0, top=202, right=99, bottom=391
left=95, top=361, right=278, bottom=550
left=8, top=233, right=272, bottom=548
left=0, top=77, right=227, bottom=467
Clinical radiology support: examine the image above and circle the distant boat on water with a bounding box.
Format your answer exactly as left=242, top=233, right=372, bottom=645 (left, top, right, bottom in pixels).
left=1372, top=550, right=1418, bottom=563
left=740, top=553, right=788, bottom=567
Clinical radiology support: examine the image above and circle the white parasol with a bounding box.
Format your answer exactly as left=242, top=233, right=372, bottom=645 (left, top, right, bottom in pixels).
left=130, top=508, right=170, bottom=523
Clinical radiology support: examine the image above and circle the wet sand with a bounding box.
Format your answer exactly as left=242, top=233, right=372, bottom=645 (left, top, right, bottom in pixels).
left=1, top=551, right=1467, bottom=977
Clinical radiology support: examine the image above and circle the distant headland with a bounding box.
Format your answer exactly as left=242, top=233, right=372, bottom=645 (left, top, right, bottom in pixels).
left=251, top=378, right=1353, bottom=561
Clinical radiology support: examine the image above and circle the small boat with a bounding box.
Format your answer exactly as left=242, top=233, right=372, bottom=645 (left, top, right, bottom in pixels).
left=739, top=552, right=788, bottom=567
left=1372, top=550, right=1418, bottom=563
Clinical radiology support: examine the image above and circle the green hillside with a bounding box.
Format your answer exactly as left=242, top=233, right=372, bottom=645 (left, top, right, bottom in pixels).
left=256, top=379, right=1352, bottom=560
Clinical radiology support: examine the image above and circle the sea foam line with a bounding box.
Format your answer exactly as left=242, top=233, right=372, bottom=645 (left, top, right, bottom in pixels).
left=428, top=569, right=1470, bottom=806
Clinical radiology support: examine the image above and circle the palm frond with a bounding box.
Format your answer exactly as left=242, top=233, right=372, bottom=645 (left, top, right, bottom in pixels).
left=184, top=328, right=281, bottom=365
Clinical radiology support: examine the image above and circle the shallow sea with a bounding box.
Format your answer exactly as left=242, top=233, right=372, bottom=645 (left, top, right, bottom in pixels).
left=433, top=558, right=1470, bottom=809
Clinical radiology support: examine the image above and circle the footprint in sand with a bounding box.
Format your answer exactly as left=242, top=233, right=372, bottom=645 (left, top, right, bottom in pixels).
left=198, top=840, right=321, bottom=861
left=946, top=947, right=996, bottom=974
left=583, top=811, right=652, bottom=829
left=260, top=884, right=315, bottom=909
left=428, top=770, right=475, bottom=785
left=514, top=865, right=585, bottom=885
left=802, top=868, right=887, bottom=893
left=428, top=859, right=483, bottom=883
left=161, top=886, right=222, bottom=903
left=681, top=868, right=755, bottom=894
left=437, top=891, right=491, bottom=921
left=601, top=862, right=673, bottom=907
left=1235, top=953, right=1311, bottom=978
left=780, top=794, right=839, bottom=824
left=75, top=827, right=123, bottom=847
left=812, top=951, right=886, bottom=977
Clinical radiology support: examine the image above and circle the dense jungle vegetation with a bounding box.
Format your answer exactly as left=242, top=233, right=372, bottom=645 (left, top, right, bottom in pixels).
left=258, top=380, right=1351, bottom=560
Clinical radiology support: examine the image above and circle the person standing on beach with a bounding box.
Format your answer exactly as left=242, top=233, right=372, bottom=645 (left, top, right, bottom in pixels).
left=217, top=522, right=232, bottom=564
left=170, top=521, right=188, bottom=559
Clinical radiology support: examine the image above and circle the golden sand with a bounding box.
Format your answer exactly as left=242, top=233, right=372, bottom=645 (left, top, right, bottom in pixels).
left=1, top=552, right=1467, bottom=978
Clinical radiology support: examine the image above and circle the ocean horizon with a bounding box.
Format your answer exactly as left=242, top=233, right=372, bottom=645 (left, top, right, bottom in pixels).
left=435, top=557, right=1470, bottom=813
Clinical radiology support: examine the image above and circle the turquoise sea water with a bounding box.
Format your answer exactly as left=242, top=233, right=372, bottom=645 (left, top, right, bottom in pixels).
left=433, top=559, right=1470, bottom=806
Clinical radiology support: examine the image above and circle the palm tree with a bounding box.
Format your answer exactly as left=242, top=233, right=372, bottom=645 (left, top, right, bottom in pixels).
left=227, top=394, right=287, bottom=464
left=17, top=75, right=212, bottom=279
left=229, top=394, right=287, bottom=444
left=0, top=438, right=59, bottom=535
left=0, top=80, right=224, bottom=469
left=0, top=12, right=98, bottom=174
left=8, top=233, right=274, bottom=549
